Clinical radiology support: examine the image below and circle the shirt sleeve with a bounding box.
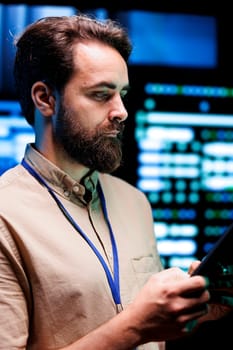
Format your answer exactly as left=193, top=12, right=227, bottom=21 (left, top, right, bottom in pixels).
left=0, top=217, right=29, bottom=349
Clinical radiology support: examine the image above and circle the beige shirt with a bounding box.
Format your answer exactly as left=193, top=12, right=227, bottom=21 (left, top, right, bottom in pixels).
left=0, top=144, right=163, bottom=350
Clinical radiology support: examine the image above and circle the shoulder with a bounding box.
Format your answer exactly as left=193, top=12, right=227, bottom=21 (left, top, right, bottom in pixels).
left=0, top=165, right=24, bottom=188
left=0, top=164, right=37, bottom=207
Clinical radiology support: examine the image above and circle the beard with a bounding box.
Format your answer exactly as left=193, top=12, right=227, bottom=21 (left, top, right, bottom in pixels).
left=54, top=103, right=125, bottom=173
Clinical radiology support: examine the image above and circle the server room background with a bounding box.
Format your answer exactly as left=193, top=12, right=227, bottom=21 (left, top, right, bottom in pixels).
left=0, top=2, right=233, bottom=271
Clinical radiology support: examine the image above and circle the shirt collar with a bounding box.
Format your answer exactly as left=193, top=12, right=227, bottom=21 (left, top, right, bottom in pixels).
left=23, top=143, right=99, bottom=205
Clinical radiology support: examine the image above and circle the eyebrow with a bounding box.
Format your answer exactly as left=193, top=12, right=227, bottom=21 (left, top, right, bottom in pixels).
left=89, top=81, right=131, bottom=92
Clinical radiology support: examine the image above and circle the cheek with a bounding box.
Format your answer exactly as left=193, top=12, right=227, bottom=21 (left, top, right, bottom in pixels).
left=63, top=94, right=108, bottom=129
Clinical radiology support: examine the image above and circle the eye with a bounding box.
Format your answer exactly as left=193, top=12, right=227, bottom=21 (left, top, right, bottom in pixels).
left=120, top=91, right=127, bottom=99
left=121, top=85, right=131, bottom=99
left=120, top=90, right=129, bottom=102
left=92, top=91, right=111, bottom=101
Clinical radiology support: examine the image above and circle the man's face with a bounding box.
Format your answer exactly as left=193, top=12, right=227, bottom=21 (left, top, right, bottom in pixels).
left=54, top=41, right=130, bottom=173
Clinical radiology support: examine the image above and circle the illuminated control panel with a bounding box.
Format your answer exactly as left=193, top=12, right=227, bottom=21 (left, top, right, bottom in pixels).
left=134, top=83, right=233, bottom=270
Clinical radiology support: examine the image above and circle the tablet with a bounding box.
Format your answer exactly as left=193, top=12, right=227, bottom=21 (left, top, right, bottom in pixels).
left=192, top=222, right=233, bottom=280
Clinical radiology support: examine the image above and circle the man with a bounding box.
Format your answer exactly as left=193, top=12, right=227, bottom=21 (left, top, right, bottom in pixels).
left=0, top=14, right=231, bottom=350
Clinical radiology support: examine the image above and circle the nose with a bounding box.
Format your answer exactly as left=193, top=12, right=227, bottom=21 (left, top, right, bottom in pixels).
left=108, top=94, right=128, bottom=122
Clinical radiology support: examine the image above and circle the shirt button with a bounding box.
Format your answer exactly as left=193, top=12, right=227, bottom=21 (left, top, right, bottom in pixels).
left=73, top=185, right=79, bottom=193
left=64, top=189, right=70, bottom=197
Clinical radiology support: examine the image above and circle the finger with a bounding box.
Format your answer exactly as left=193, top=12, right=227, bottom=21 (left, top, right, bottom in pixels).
left=178, top=294, right=209, bottom=317
left=179, top=275, right=209, bottom=297
left=188, top=260, right=201, bottom=275
left=179, top=305, right=208, bottom=332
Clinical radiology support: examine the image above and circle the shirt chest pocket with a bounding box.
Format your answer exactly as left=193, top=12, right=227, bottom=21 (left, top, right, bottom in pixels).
left=131, top=255, right=158, bottom=288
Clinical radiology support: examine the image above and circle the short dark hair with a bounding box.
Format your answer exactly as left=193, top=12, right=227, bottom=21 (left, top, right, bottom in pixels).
left=13, top=14, right=132, bottom=126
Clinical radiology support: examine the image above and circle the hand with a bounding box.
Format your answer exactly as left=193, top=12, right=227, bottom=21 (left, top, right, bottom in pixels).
left=125, top=267, right=210, bottom=343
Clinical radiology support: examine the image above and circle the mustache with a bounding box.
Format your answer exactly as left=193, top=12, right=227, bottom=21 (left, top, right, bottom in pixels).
left=94, top=120, right=126, bottom=141
left=105, top=120, right=125, bottom=133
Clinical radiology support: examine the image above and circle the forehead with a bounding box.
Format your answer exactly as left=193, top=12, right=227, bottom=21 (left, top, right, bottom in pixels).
left=71, top=41, right=129, bottom=87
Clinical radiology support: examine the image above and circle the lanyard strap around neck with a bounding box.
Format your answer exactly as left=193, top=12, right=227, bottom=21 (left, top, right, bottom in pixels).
left=21, top=158, right=121, bottom=306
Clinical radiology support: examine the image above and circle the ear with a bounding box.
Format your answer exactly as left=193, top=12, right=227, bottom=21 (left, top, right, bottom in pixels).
left=31, top=81, right=56, bottom=117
